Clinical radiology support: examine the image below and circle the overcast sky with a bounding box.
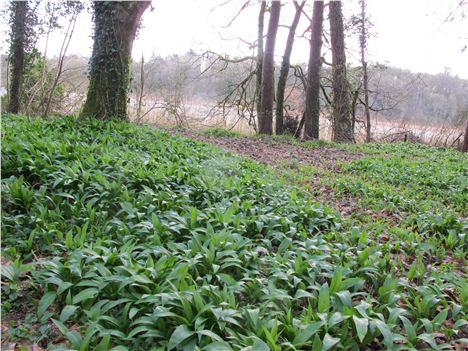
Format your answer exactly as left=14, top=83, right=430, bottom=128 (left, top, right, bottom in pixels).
left=1, top=0, right=467, bottom=78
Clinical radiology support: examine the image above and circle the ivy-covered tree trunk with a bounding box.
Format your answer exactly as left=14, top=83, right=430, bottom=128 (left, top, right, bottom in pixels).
left=303, top=0, right=324, bottom=140
left=275, top=1, right=304, bottom=135
left=81, top=1, right=150, bottom=120
left=7, top=1, right=27, bottom=114
left=258, top=0, right=281, bottom=135
left=330, top=0, right=353, bottom=142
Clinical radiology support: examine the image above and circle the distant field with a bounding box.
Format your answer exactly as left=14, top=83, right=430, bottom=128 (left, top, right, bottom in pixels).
left=127, top=99, right=464, bottom=148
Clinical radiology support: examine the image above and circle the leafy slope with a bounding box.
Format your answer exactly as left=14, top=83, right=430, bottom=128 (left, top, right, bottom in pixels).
left=1, top=116, right=467, bottom=350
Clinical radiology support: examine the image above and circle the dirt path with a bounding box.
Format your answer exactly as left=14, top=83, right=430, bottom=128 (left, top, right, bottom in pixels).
left=169, top=130, right=374, bottom=218
left=173, top=130, right=363, bottom=171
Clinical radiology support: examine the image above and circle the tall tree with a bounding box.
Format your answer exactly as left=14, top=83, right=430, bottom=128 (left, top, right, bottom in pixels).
left=359, top=0, right=372, bottom=142
left=255, top=1, right=266, bottom=125
left=7, top=1, right=27, bottom=114
left=81, top=1, right=151, bottom=120
left=43, top=1, right=83, bottom=117
left=303, top=0, right=324, bottom=139
left=275, top=1, right=304, bottom=134
left=258, top=0, right=281, bottom=134
left=329, top=0, right=353, bottom=142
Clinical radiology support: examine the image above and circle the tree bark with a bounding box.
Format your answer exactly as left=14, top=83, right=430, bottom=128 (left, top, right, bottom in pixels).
left=258, top=1, right=281, bottom=135
left=303, top=0, right=324, bottom=140
left=329, top=0, right=353, bottom=142
left=255, top=1, right=266, bottom=126
left=360, top=0, right=372, bottom=142
left=81, top=1, right=150, bottom=120
left=7, top=1, right=27, bottom=114
left=136, top=54, right=145, bottom=121
left=275, top=1, right=304, bottom=135
left=462, top=119, right=468, bottom=152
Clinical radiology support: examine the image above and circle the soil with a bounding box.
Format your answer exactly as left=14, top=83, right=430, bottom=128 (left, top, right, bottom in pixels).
left=169, top=129, right=375, bottom=218
left=174, top=130, right=362, bottom=170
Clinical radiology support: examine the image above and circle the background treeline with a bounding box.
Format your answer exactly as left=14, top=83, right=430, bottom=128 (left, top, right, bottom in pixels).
left=2, top=51, right=466, bottom=125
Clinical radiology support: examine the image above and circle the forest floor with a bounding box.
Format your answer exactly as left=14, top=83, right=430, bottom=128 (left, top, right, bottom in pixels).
left=171, top=127, right=468, bottom=223
left=172, top=128, right=366, bottom=219
left=172, top=127, right=468, bottom=270
left=2, top=117, right=467, bottom=350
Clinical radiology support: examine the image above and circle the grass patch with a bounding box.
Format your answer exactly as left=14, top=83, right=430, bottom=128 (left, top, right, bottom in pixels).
left=200, top=127, right=242, bottom=138
left=2, top=115, right=467, bottom=350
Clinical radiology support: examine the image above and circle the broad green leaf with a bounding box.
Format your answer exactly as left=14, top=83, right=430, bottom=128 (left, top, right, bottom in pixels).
left=417, top=333, right=437, bottom=348
left=167, top=325, right=195, bottom=350
left=318, top=283, right=330, bottom=313
left=353, top=316, right=368, bottom=342
left=330, top=268, right=343, bottom=293
left=60, top=305, right=79, bottom=322
left=203, top=342, right=233, bottom=351
left=38, top=291, right=56, bottom=318
left=251, top=338, right=270, bottom=351
left=322, top=333, right=340, bottom=350
left=72, top=288, right=99, bottom=304
left=293, top=321, right=324, bottom=345
left=312, top=335, right=323, bottom=351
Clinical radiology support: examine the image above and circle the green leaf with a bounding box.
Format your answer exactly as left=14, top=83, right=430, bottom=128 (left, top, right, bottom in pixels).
left=322, top=333, right=340, bottom=350
left=293, top=321, right=324, bottom=346
left=318, top=283, right=330, bottom=313
left=251, top=338, right=270, bottom=351
left=432, top=308, right=448, bottom=326
left=203, top=342, right=233, bottom=351
left=374, top=320, right=394, bottom=348
left=60, top=305, right=79, bottom=322
left=312, top=335, right=323, bottom=351
left=400, top=316, right=416, bottom=342
left=353, top=316, right=368, bottom=342
left=278, top=238, right=292, bottom=254
left=167, top=325, right=195, bottom=350
left=417, top=333, right=437, bottom=348
left=72, top=288, right=99, bottom=304
left=110, top=347, right=129, bottom=351
left=38, top=291, right=56, bottom=318
left=95, top=334, right=111, bottom=351
left=197, top=330, right=223, bottom=342
left=330, top=268, right=343, bottom=293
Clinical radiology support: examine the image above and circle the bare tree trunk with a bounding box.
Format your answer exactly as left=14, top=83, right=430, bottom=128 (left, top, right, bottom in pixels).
left=136, top=54, right=145, bottom=121
left=43, top=9, right=79, bottom=117
left=255, top=1, right=266, bottom=125
left=259, top=0, right=281, bottom=135
left=330, top=0, right=353, bottom=142
left=303, top=0, right=324, bottom=140
left=81, top=1, right=150, bottom=120
left=7, top=1, right=27, bottom=114
left=275, top=1, right=304, bottom=135
left=360, top=0, right=372, bottom=142
left=462, top=119, right=468, bottom=152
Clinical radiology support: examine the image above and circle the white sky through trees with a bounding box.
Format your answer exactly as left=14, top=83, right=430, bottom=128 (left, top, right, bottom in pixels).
left=1, top=0, right=467, bottom=78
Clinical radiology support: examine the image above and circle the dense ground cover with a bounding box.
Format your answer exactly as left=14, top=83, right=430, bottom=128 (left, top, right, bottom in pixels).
left=1, top=116, right=467, bottom=350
